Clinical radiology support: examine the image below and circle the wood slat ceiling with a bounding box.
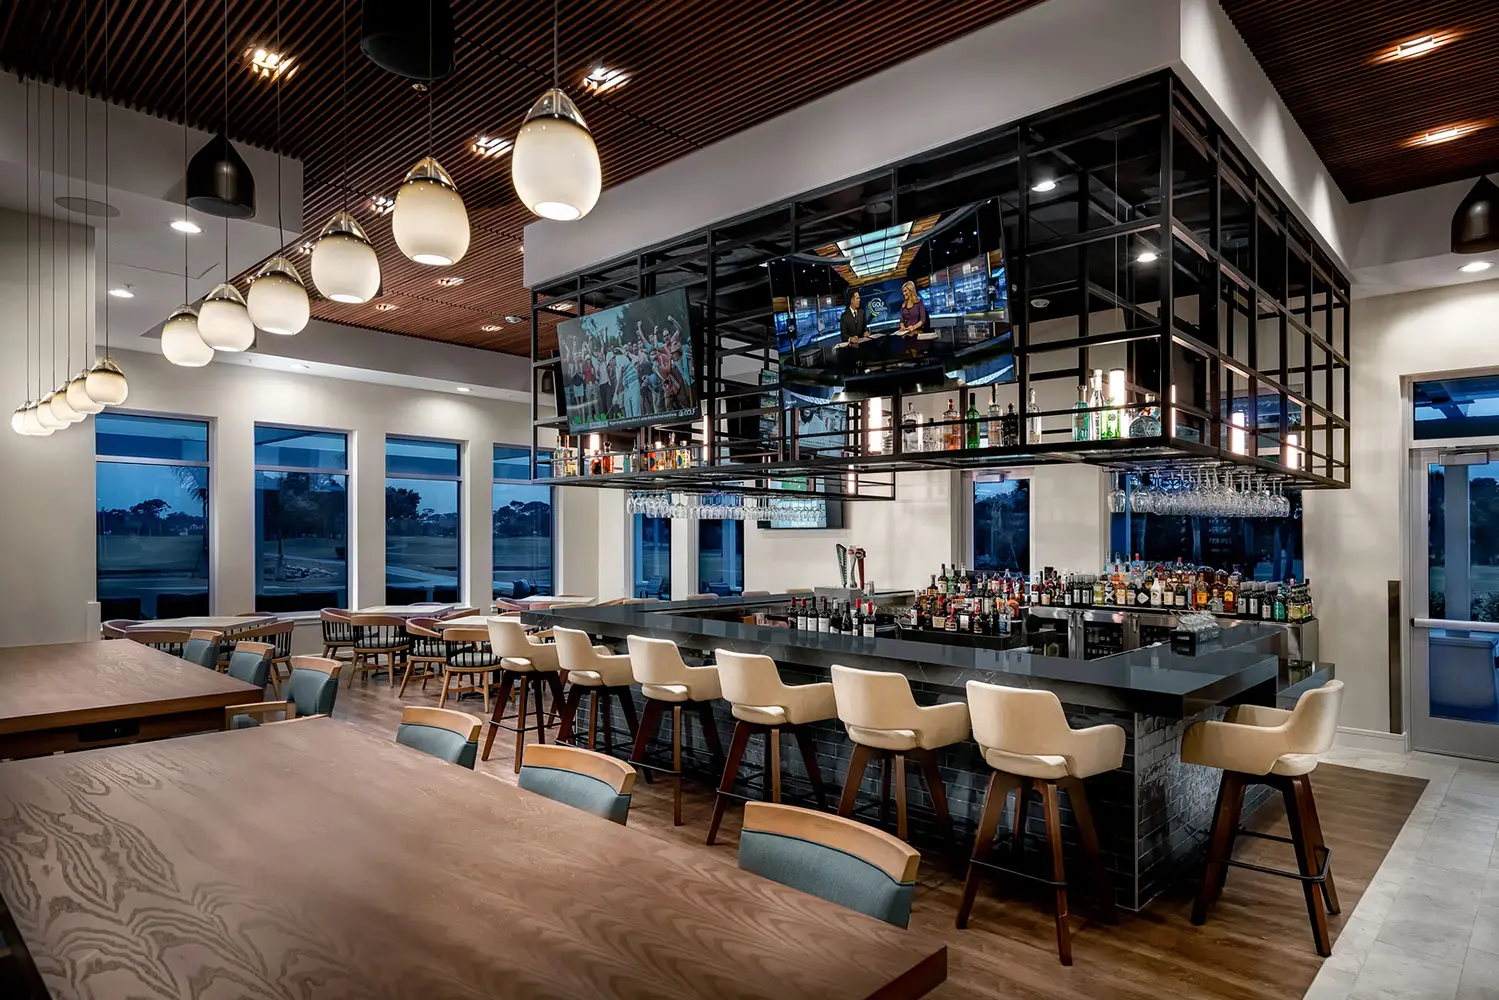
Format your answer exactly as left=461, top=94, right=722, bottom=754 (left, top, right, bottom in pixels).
left=1, top=0, right=1046, bottom=355
left=1218, top=0, right=1499, bottom=203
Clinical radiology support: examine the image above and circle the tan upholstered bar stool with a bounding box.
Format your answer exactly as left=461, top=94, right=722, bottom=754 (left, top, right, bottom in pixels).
left=552, top=626, right=641, bottom=752
left=1183, top=680, right=1344, bottom=956
left=956, top=681, right=1124, bottom=965
left=481, top=617, right=565, bottom=772
left=627, top=635, right=724, bottom=826
left=706, top=650, right=835, bottom=845
left=829, top=664, right=969, bottom=842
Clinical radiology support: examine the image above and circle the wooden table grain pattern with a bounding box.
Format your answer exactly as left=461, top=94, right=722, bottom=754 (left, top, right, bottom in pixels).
left=0, top=642, right=263, bottom=760
left=0, top=720, right=947, bottom=1000
left=123, top=616, right=276, bottom=633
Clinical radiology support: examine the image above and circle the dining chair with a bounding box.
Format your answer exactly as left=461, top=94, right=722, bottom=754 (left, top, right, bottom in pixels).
left=225, top=655, right=342, bottom=729
left=347, top=614, right=410, bottom=688
left=127, top=629, right=192, bottom=657
left=738, top=802, right=920, bottom=928
left=225, top=641, right=274, bottom=692
left=399, top=618, right=447, bottom=696
left=319, top=608, right=356, bottom=660
left=101, top=619, right=137, bottom=639
left=181, top=629, right=222, bottom=669
left=233, top=618, right=295, bottom=696
left=441, top=607, right=481, bottom=620
left=394, top=706, right=482, bottom=768
left=436, top=626, right=500, bottom=712
left=517, top=744, right=637, bottom=825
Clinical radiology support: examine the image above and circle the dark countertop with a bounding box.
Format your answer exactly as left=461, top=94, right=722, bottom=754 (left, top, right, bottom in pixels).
left=524, top=595, right=1284, bottom=717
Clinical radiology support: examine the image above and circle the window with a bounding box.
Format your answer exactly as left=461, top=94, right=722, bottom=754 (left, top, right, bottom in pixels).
left=634, top=515, right=671, bottom=598
left=254, top=427, right=349, bottom=613
left=972, top=477, right=1030, bottom=573
left=1414, top=375, right=1499, bottom=440
left=1110, top=492, right=1304, bottom=581
left=95, top=413, right=210, bottom=620
left=697, top=497, right=744, bottom=596
left=386, top=437, right=462, bottom=604
left=493, top=445, right=554, bottom=600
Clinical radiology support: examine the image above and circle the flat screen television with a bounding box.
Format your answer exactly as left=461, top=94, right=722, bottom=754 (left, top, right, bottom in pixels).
left=556, top=288, right=698, bottom=433
left=767, top=197, right=1013, bottom=400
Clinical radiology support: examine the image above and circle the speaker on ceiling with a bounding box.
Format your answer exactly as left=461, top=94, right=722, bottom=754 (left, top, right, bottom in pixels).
left=186, top=134, right=256, bottom=219
left=360, top=0, right=455, bottom=81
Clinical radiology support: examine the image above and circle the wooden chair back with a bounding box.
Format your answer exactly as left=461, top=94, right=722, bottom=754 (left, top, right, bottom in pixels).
left=127, top=629, right=192, bottom=656
left=182, top=629, right=222, bottom=669
left=395, top=706, right=482, bottom=768
left=226, top=641, right=274, bottom=689
left=517, top=744, right=637, bottom=824
left=101, top=619, right=137, bottom=639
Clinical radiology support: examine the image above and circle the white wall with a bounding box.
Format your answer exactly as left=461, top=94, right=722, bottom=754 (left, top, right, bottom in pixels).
left=1305, top=277, right=1499, bottom=734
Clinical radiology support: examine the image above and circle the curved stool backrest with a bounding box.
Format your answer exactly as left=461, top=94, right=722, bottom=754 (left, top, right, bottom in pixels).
left=517, top=743, right=636, bottom=824
left=625, top=634, right=691, bottom=686
left=396, top=706, right=481, bottom=768
left=1286, top=679, right=1344, bottom=755
left=830, top=664, right=919, bottom=732
left=714, top=649, right=789, bottom=709
left=966, top=682, right=1073, bottom=756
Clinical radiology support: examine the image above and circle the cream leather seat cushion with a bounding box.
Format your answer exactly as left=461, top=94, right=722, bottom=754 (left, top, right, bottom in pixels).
left=731, top=682, right=836, bottom=727
left=847, top=701, right=969, bottom=751
left=1270, top=753, right=1319, bottom=776
left=979, top=722, right=1125, bottom=779
left=567, top=669, right=604, bottom=686
left=642, top=682, right=692, bottom=702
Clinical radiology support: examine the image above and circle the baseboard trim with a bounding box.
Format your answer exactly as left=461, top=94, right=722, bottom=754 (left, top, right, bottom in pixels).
left=1335, top=726, right=1409, bottom=753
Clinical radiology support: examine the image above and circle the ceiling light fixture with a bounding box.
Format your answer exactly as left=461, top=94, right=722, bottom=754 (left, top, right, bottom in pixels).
left=1030, top=178, right=1058, bottom=193
left=108, top=286, right=134, bottom=298
left=1397, top=35, right=1438, bottom=58
left=1136, top=250, right=1159, bottom=264
left=360, top=0, right=454, bottom=80
left=1452, top=175, right=1499, bottom=254
left=512, top=0, right=602, bottom=221
left=471, top=134, right=513, bottom=158
left=370, top=193, right=394, bottom=215
left=581, top=66, right=628, bottom=95
left=374, top=302, right=399, bottom=311
left=1373, top=31, right=1461, bottom=64
left=311, top=0, right=379, bottom=304
left=171, top=219, right=202, bottom=234
left=503, top=314, right=524, bottom=324
left=164, top=0, right=213, bottom=368
left=436, top=275, right=464, bottom=286
left=1407, top=123, right=1485, bottom=147
left=480, top=323, right=501, bottom=331
left=87, top=6, right=128, bottom=407
left=246, top=46, right=296, bottom=80
left=1459, top=260, right=1493, bottom=273
left=455, top=386, right=471, bottom=392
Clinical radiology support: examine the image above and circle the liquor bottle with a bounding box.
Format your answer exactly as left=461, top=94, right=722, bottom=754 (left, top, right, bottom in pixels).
left=1209, top=580, right=1224, bottom=614
left=947, top=600, right=960, bottom=632
left=943, top=399, right=960, bottom=451
left=902, top=402, right=921, bottom=453
left=849, top=601, right=862, bottom=636
left=938, top=564, right=950, bottom=596
left=862, top=602, right=877, bottom=638
left=1087, top=370, right=1105, bottom=441
left=997, top=603, right=1012, bottom=636
left=1150, top=573, right=1164, bottom=607
left=1244, top=583, right=1260, bottom=619
left=1093, top=574, right=1106, bottom=606
left=931, top=597, right=948, bottom=631
left=1135, top=575, right=1151, bottom=606
left=1261, top=584, right=1274, bottom=620
left=1175, top=574, right=1189, bottom=610
left=957, top=599, right=972, bottom=632
left=1195, top=571, right=1211, bottom=611
left=1129, top=393, right=1162, bottom=438
left=1001, top=403, right=1020, bottom=446
left=1026, top=387, right=1043, bottom=445
left=1273, top=584, right=1288, bottom=622
left=1073, top=385, right=1091, bottom=442
left=818, top=598, right=831, bottom=633
left=965, top=392, right=982, bottom=449
left=1223, top=571, right=1238, bottom=615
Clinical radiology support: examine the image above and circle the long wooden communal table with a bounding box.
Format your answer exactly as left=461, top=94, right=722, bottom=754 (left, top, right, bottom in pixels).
left=0, top=720, right=947, bottom=1000
left=0, top=641, right=263, bottom=760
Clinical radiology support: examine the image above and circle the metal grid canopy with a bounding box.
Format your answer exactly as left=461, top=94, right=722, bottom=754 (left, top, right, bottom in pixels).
left=529, top=72, right=1352, bottom=495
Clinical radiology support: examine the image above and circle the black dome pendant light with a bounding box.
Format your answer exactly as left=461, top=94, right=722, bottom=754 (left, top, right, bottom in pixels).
left=187, top=135, right=256, bottom=218
left=1452, top=175, right=1499, bottom=255
left=361, top=0, right=454, bottom=80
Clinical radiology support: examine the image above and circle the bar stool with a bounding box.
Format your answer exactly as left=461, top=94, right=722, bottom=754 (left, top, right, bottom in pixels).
left=552, top=626, right=641, bottom=752
left=481, top=617, right=565, bottom=773
left=627, top=635, right=724, bottom=826
left=956, top=681, right=1124, bottom=965
left=1183, top=680, right=1344, bottom=956
left=706, top=649, right=835, bottom=845
left=829, top=664, right=969, bottom=843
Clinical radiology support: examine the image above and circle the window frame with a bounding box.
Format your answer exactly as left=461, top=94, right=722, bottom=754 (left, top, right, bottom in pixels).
left=252, top=424, right=351, bottom=614
left=492, top=443, right=556, bottom=599
left=384, top=435, right=465, bottom=604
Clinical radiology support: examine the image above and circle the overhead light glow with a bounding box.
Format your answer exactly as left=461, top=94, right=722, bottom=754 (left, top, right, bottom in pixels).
left=471, top=135, right=514, bottom=158
left=171, top=219, right=202, bottom=234
left=246, top=47, right=296, bottom=80
left=1406, top=123, right=1485, bottom=147
left=374, top=302, right=399, bottom=311
left=370, top=194, right=395, bottom=216
left=480, top=323, right=502, bottom=331
left=581, top=66, right=629, bottom=95
left=1372, top=31, right=1461, bottom=64
left=1136, top=250, right=1159, bottom=264
left=108, top=286, right=134, bottom=299
left=436, top=276, right=465, bottom=287
left=503, top=314, right=524, bottom=324
left=455, top=386, right=472, bottom=393
left=1030, top=178, right=1058, bottom=193
left=293, top=363, right=311, bottom=370
left=1459, top=260, right=1494, bottom=274
left=835, top=222, right=914, bottom=278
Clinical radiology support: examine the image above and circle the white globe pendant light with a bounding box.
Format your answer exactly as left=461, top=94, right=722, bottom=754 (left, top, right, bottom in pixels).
left=12, top=403, right=32, bottom=435
left=162, top=306, right=215, bottom=367
left=86, top=358, right=129, bottom=406
left=246, top=256, right=309, bottom=334
left=49, top=382, right=83, bottom=424
left=393, top=156, right=469, bottom=265
left=512, top=88, right=601, bottom=222
left=23, top=403, right=53, bottom=436
left=198, top=281, right=256, bottom=351
left=311, top=211, right=381, bottom=304
left=67, top=370, right=105, bottom=414
left=34, top=393, right=63, bottom=431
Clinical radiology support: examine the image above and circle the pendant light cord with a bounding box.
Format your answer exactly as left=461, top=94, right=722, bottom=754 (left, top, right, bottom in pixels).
left=50, top=83, right=57, bottom=393
left=340, top=0, right=348, bottom=211
left=553, top=0, right=559, bottom=89
left=426, top=0, right=433, bottom=152
left=222, top=0, right=230, bottom=281
left=23, top=76, right=30, bottom=402
left=65, top=72, right=72, bottom=383
left=104, top=0, right=111, bottom=357
left=182, top=0, right=189, bottom=304
left=274, top=0, right=283, bottom=244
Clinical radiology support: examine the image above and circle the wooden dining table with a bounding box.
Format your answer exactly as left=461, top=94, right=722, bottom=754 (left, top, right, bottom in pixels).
left=0, top=641, right=264, bottom=760
left=350, top=603, right=461, bottom=618
left=0, top=720, right=947, bottom=999
left=123, top=614, right=276, bottom=634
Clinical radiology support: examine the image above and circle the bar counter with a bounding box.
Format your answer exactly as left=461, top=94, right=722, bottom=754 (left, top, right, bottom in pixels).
left=525, top=595, right=1325, bottom=910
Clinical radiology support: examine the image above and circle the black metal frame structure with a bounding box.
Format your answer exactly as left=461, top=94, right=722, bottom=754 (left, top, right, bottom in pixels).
left=528, top=71, right=1351, bottom=497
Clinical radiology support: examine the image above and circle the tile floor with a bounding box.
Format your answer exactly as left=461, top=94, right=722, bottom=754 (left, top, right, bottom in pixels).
left=1305, top=744, right=1499, bottom=1000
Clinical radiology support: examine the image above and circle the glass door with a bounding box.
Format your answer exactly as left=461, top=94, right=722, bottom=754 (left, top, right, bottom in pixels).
left=1410, top=447, right=1499, bottom=760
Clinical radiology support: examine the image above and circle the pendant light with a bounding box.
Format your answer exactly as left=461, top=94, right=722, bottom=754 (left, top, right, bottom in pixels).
left=45, top=83, right=82, bottom=428
left=63, top=15, right=104, bottom=416
left=392, top=3, right=468, bottom=265
left=247, top=0, right=309, bottom=335
left=197, top=0, right=254, bottom=351
left=360, top=0, right=453, bottom=81
left=51, top=85, right=87, bottom=424
left=511, top=0, right=601, bottom=222
left=14, top=78, right=38, bottom=435
left=186, top=134, right=256, bottom=218
left=165, top=0, right=213, bottom=367
left=313, top=0, right=381, bottom=303
left=85, top=0, right=128, bottom=405
left=22, top=78, right=50, bottom=436
left=1452, top=175, right=1499, bottom=255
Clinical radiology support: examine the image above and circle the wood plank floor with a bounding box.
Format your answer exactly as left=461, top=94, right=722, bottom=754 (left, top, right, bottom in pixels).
left=335, top=673, right=1427, bottom=1000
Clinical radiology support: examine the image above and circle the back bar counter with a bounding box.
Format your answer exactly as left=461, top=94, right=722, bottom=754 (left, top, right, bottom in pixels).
left=524, top=594, right=1332, bottom=910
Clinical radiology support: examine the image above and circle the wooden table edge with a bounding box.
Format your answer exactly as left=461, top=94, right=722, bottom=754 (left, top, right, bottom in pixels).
left=866, top=943, right=947, bottom=999
left=0, top=686, right=262, bottom=736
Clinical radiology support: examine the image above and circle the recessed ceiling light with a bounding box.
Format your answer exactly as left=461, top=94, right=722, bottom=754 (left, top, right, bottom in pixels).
left=412, top=81, right=428, bottom=92
left=1136, top=250, right=1159, bottom=264
left=108, top=286, right=135, bottom=299
left=582, top=66, right=629, bottom=95
left=246, top=46, right=296, bottom=80
left=374, top=302, right=399, bottom=311
left=436, top=276, right=464, bottom=287
left=1029, top=297, right=1050, bottom=308
left=299, top=239, right=315, bottom=255
left=171, top=219, right=202, bottom=234
left=480, top=323, right=502, bottom=331
left=1030, top=179, right=1058, bottom=193
left=471, top=134, right=513, bottom=158
left=1407, top=123, right=1485, bottom=147
left=370, top=194, right=394, bottom=215
left=1374, top=31, right=1461, bottom=64
left=1459, top=261, right=1494, bottom=274
left=455, top=386, right=471, bottom=393
left=503, top=314, right=525, bottom=324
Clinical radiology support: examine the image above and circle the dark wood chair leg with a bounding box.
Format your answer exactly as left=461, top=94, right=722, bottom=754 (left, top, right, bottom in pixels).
left=879, top=752, right=892, bottom=829
left=912, top=748, right=953, bottom=837
left=893, top=753, right=909, bottom=842
left=792, top=726, right=830, bottom=811
left=1284, top=775, right=1333, bottom=956
left=586, top=690, right=600, bottom=750
left=837, top=744, right=874, bottom=819
left=671, top=705, right=684, bottom=826
left=512, top=676, right=533, bottom=774
left=768, top=728, right=783, bottom=803
left=1012, top=777, right=1032, bottom=845
left=1040, top=780, right=1073, bottom=966
left=1214, top=771, right=1247, bottom=902
left=629, top=698, right=665, bottom=766
left=533, top=677, right=552, bottom=758
left=480, top=670, right=517, bottom=761
left=556, top=686, right=584, bottom=744
left=956, top=771, right=1009, bottom=929
left=1063, top=775, right=1116, bottom=922
left=617, top=687, right=640, bottom=743
left=695, top=701, right=725, bottom=773
left=707, top=721, right=755, bottom=846
left=1298, top=774, right=1340, bottom=914
left=1193, top=771, right=1242, bottom=925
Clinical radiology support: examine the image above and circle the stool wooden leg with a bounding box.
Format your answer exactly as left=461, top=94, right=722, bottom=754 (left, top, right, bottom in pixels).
left=1193, top=772, right=1243, bottom=926
left=618, top=688, right=640, bottom=744
left=838, top=744, right=874, bottom=819
left=1040, top=780, right=1072, bottom=966
left=793, top=726, right=830, bottom=811
left=481, top=670, right=515, bottom=761
left=1299, top=775, right=1339, bottom=914
left=956, top=771, right=1009, bottom=929
left=586, top=691, right=600, bottom=750
left=1285, top=775, right=1333, bottom=956
left=1063, top=775, right=1116, bottom=923
left=695, top=702, right=725, bottom=774
left=893, top=753, right=909, bottom=842
left=912, top=748, right=953, bottom=837
left=1012, top=777, right=1031, bottom=845
left=879, top=753, right=892, bottom=829
left=708, top=721, right=754, bottom=846
left=557, top=685, right=583, bottom=744
left=511, top=676, right=532, bottom=772
left=769, top=729, right=783, bottom=803
left=1215, top=771, right=1246, bottom=903
left=630, top=699, right=664, bottom=767
left=672, top=705, right=684, bottom=826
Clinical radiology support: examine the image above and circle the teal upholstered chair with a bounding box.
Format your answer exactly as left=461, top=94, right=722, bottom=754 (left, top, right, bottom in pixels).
left=737, top=801, right=921, bottom=928
left=225, top=655, right=342, bottom=730
left=224, top=640, right=273, bottom=690
left=182, top=629, right=221, bottom=669
left=517, top=744, right=637, bottom=825
left=395, top=706, right=482, bottom=768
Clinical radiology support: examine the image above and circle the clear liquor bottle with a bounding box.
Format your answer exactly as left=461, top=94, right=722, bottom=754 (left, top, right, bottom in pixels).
left=902, top=401, right=920, bottom=453
left=1073, top=385, right=1091, bottom=442
left=987, top=386, right=1003, bottom=447
left=1026, top=387, right=1042, bottom=444
left=943, top=399, right=960, bottom=451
